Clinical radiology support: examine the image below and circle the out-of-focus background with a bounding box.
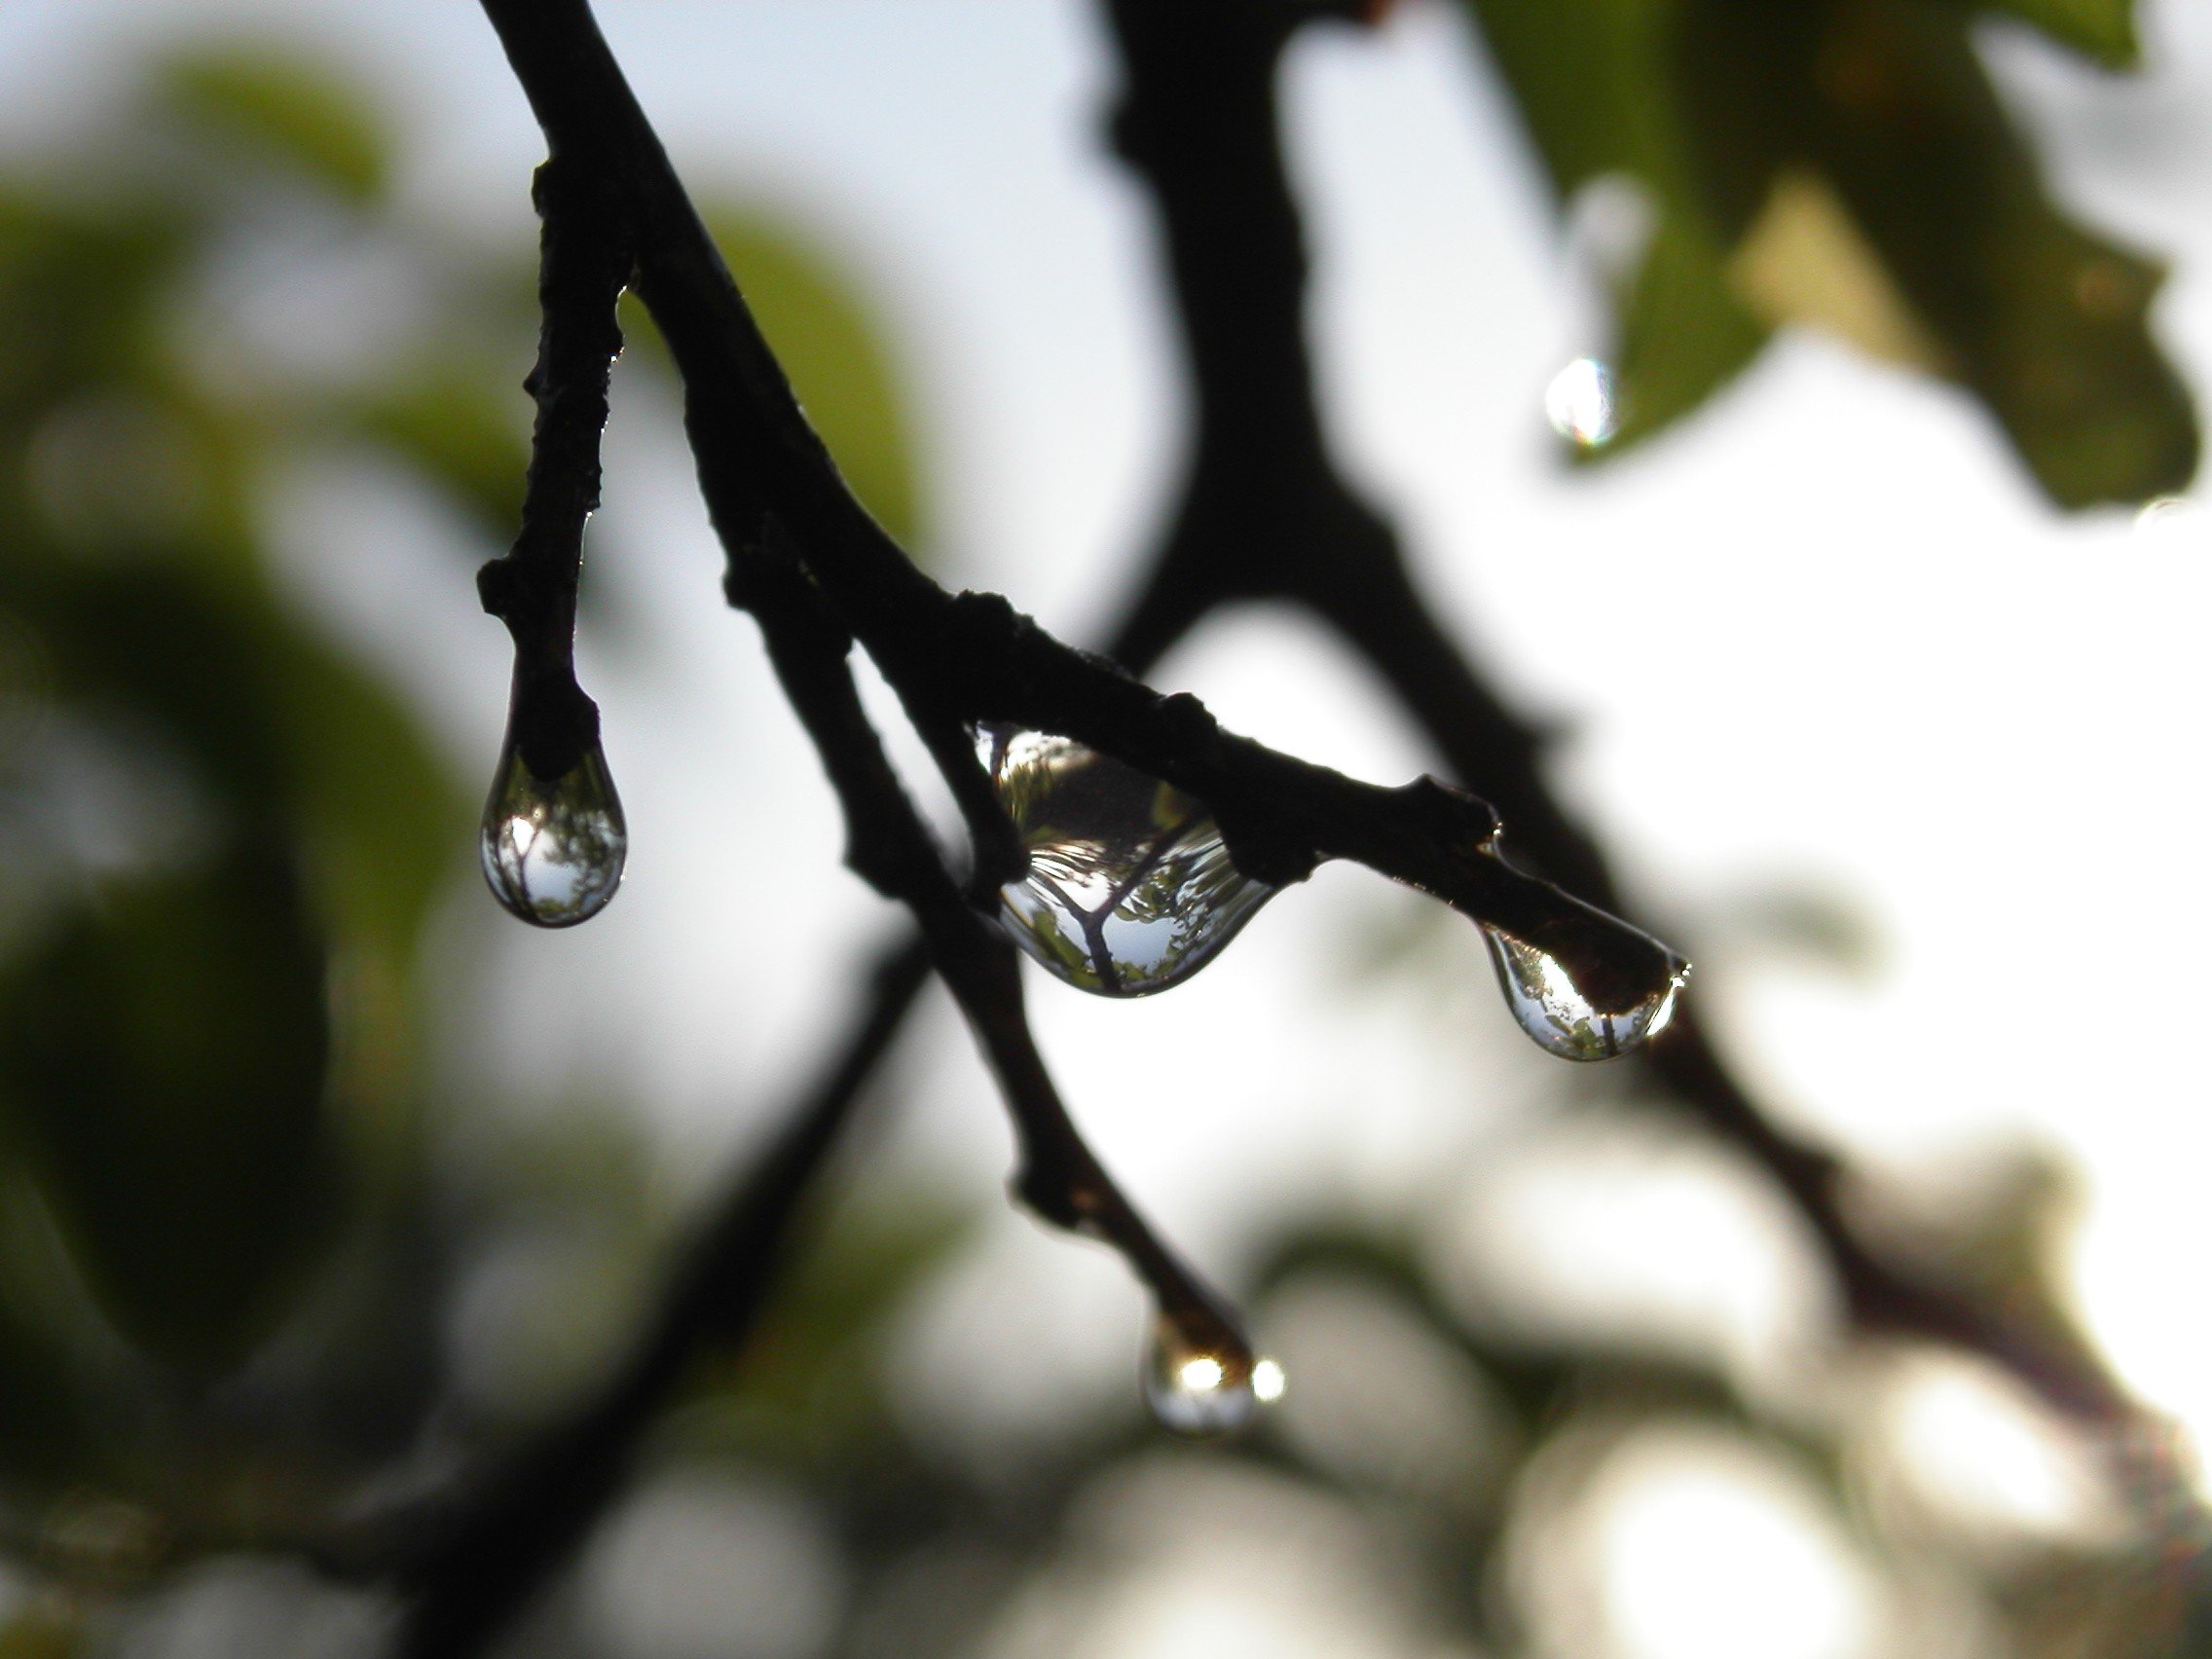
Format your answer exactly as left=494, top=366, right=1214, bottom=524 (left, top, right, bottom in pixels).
left=0, top=0, right=2208, bottom=1654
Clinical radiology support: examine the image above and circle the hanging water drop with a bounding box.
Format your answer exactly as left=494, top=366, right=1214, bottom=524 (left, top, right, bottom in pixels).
left=1143, top=1311, right=1282, bottom=1438
left=1545, top=355, right=1619, bottom=449
left=1479, top=912, right=1687, bottom=1061
left=979, top=725, right=1272, bottom=997
left=480, top=732, right=627, bottom=927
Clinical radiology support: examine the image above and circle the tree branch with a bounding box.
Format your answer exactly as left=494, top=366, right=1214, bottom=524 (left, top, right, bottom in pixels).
left=475, top=154, right=628, bottom=781
left=470, top=0, right=1689, bottom=1020
left=1095, top=0, right=2129, bottom=1424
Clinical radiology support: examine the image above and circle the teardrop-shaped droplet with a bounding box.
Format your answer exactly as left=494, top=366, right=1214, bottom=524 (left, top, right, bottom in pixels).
left=479, top=735, right=627, bottom=927
left=1545, top=355, right=1619, bottom=448
left=979, top=725, right=1272, bottom=997
left=1142, top=1312, right=1284, bottom=1438
left=1480, top=916, right=1687, bottom=1061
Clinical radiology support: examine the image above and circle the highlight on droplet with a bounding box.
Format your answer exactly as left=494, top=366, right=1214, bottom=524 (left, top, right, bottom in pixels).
left=1251, top=1357, right=1288, bottom=1404
left=1545, top=355, right=1619, bottom=449
left=1143, top=1313, right=1281, bottom=1439
left=480, top=735, right=628, bottom=927
left=1479, top=919, right=1688, bottom=1062
left=978, top=725, right=1273, bottom=997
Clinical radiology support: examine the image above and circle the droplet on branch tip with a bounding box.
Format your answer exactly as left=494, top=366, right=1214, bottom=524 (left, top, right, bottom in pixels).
left=480, top=732, right=627, bottom=928
left=979, top=725, right=1272, bottom=997
left=1143, top=1309, right=1284, bottom=1438
left=1476, top=885, right=1687, bottom=1061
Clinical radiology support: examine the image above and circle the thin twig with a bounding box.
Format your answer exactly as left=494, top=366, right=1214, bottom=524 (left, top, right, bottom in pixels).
left=471, top=0, right=1690, bottom=1013
left=475, top=154, right=629, bottom=781
left=1095, top=0, right=2128, bottom=1423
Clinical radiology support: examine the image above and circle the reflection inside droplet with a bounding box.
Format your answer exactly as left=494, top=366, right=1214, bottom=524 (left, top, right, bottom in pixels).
left=1545, top=356, right=1619, bottom=448
left=1251, top=1357, right=1288, bottom=1404
left=1181, top=1355, right=1225, bottom=1392
left=979, top=725, right=1273, bottom=997
left=1144, top=1314, right=1279, bottom=1438
left=480, top=734, right=627, bottom=927
left=1481, top=920, right=1686, bottom=1061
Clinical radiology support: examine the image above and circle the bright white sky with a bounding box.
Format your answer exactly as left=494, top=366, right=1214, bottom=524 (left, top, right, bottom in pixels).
left=6, top=0, right=2212, bottom=1598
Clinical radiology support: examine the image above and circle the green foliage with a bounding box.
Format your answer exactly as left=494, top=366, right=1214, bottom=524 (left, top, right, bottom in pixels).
left=1605, top=211, right=1772, bottom=455
left=1969, top=0, right=2139, bottom=66
left=156, top=42, right=392, bottom=204
left=1460, top=0, right=2195, bottom=504
left=0, top=17, right=2197, bottom=1651
left=350, top=369, right=531, bottom=535
left=626, top=208, right=927, bottom=552
left=718, top=210, right=925, bottom=550
left=1460, top=0, right=1775, bottom=461
left=0, top=47, right=466, bottom=1386
left=0, top=842, right=335, bottom=1366
left=0, top=29, right=932, bottom=1561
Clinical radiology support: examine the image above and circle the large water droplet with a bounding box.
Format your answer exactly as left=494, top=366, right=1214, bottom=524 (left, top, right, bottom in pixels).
left=979, top=726, right=1272, bottom=997
left=480, top=735, right=627, bottom=927
left=1143, top=1313, right=1283, bottom=1438
left=1480, top=915, right=1687, bottom=1061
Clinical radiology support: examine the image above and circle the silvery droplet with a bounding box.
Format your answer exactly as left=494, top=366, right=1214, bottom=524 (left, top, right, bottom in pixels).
left=1545, top=355, right=1619, bottom=448
left=980, top=725, right=1272, bottom=997
left=1143, top=1312, right=1281, bottom=1438
left=480, top=734, right=626, bottom=927
left=1480, top=919, right=1686, bottom=1060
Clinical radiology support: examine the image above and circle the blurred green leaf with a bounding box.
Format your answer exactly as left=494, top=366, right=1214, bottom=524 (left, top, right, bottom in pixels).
left=1968, top=0, right=2138, bottom=67
left=0, top=839, right=336, bottom=1367
left=689, top=210, right=925, bottom=552
left=1676, top=0, right=2194, bottom=506
left=1602, top=213, right=1771, bottom=455
left=710, top=1192, right=973, bottom=1452
left=1458, top=0, right=1663, bottom=200
left=156, top=44, right=390, bottom=204
left=0, top=196, right=188, bottom=416
left=347, top=368, right=530, bottom=536
left=1461, top=0, right=2195, bottom=502
left=263, top=599, right=462, bottom=968
left=1459, top=0, right=1773, bottom=458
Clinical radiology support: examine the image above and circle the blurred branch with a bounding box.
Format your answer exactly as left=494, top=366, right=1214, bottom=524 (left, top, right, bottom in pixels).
left=1097, top=0, right=2130, bottom=1425
left=388, top=939, right=930, bottom=1658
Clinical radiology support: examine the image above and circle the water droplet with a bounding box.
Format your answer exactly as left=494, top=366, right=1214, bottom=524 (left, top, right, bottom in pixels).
left=1143, top=1313, right=1280, bottom=1438
left=480, top=735, right=627, bottom=927
left=1545, top=356, right=1619, bottom=448
left=979, top=726, right=1272, bottom=997
left=1480, top=915, right=1687, bottom=1061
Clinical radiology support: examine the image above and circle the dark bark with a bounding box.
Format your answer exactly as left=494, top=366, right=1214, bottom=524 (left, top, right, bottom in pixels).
left=384, top=0, right=2142, bottom=1651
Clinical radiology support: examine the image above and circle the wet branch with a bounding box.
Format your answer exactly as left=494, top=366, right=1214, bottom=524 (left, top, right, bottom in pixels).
left=471, top=0, right=1680, bottom=985
left=1096, top=0, right=2127, bottom=1423
left=474, top=154, right=628, bottom=784
left=394, top=8, right=1293, bottom=1644
left=735, top=555, right=1259, bottom=1376
left=410, top=0, right=2145, bottom=1650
